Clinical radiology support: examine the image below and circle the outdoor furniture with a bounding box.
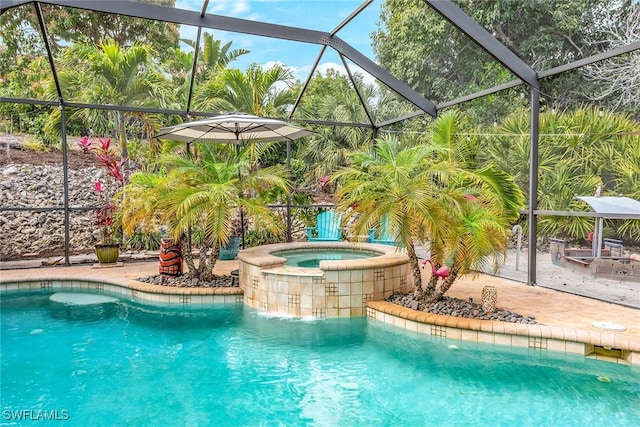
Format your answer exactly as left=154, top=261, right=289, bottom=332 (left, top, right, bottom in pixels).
left=306, top=211, right=342, bottom=241
left=368, top=214, right=396, bottom=246
left=219, top=236, right=240, bottom=260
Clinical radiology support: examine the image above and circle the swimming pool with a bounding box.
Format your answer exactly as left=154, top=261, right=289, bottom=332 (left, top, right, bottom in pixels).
left=272, top=248, right=381, bottom=267
left=2, top=292, right=639, bottom=425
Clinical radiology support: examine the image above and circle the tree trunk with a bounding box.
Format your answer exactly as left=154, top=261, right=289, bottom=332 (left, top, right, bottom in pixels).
left=406, top=242, right=423, bottom=296
left=195, top=241, right=210, bottom=278
left=433, top=269, right=459, bottom=301
left=181, top=235, right=197, bottom=274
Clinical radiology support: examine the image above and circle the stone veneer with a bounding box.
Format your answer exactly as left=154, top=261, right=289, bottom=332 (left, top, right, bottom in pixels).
left=238, top=242, right=411, bottom=318
left=366, top=301, right=640, bottom=366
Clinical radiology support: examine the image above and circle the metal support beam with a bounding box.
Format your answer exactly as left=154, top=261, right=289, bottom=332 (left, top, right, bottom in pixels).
left=437, top=80, right=524, bottom=110
left=333, top=36, right=437, bottom=117
left=32, top=0, right=436, bottom=118
left=286, top=139, right=292, bottom=242
left=1, top=0, right=32, bottom=14
left=185, top=26, right=203, bottom=118
left=330, top=0, right=373, bottom=36
left=424, top=0, right=539, bottom=89
left=538, top=41, right=640, bottom=79
left=527, top=88, right=540, bottom=286
left=61, top=105, right=70, bottom=266
left=35, top=2, right=63, bottom=101
left=289, top=46, right=327, bottom=121
left=340, top=54, right=375, bottom=127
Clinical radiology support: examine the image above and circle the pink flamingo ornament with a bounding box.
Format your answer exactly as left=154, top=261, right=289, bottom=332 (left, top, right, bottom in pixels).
left=422, top=259, right=451, bottom=279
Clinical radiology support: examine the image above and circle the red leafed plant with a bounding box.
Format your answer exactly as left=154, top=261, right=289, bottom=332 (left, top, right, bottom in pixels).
left=79, top=136, right=126, bottom=244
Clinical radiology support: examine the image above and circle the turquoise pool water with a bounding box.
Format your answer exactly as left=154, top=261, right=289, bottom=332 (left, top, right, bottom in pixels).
left=1, top=292, right=639, bottom=426
left=272, top=248, right=381, bottom=267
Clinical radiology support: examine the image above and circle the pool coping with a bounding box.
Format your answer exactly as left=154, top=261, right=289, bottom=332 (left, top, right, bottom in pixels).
left=1, top=276, right=243, bottom=305
left=238, top=241, right=408, bottom=270
left=2, top=274, right=639, bottom=366
left=365, top=300, right=640, bottom=366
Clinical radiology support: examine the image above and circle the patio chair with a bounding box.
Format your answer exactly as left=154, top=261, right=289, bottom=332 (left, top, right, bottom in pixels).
left=368, top=214, right=399, bottom=246
left=306, top=210, right=342, bottom=241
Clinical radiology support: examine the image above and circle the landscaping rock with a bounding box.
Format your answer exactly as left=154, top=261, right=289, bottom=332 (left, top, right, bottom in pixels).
left=386, top=293, right=539, bottom=324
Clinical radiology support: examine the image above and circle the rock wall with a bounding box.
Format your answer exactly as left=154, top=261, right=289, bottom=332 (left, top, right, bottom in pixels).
left=1, top=163, right=107, bottom=259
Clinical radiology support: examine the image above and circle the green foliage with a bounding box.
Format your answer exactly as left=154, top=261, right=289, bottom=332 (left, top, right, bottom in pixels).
left=482, top=106, right=640, bottom=240
left=333, top=113, right=524, bottom=300
left=194, top=63, right=296, bottom=116
left=372, top=0, right=634, bottom=123
left=125, top=229, right=163, bottom=251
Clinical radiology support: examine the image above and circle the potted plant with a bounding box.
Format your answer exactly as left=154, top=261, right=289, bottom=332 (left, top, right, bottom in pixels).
left=79, top=136, right=125, bottom=264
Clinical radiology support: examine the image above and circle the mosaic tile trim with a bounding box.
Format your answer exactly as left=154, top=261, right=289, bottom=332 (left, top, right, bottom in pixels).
left=312, top=276, right=326, bottom=285
left=260, top=302, right=268, bottom=312
left=131, top=290, right=139, bottom=299
left=400, top=276, right=406, bottom=287
left=179, top=295, right=191, bottom=304
left=40, top=280, right=52, bottom=290
left=313, top=308, right=326, bottom=318
left=366, top=307, right=376, bottom=319
left=326, top=283, right=338, bottom=296
left=251, top=277, right=259, bottom=289
left=374, top=268, right=385, bottom=281
left=431, top=325, right=446, bottom=337
left=288, top=294, right=300, bottom=308
left=96, top=283, right=104, bottom=292
left=235, top=295, right=244, bottom=304
left=529, top=337, right=548, bottom=350
left=363, top=293, right=375, bottom=302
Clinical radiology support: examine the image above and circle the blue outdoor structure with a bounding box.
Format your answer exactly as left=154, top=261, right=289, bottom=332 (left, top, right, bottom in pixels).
left=368, top=214, right=397, bottom=246
left=306, top=211, right=342, bottom=241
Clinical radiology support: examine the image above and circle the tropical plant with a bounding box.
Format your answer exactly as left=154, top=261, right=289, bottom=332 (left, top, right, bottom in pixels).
left=297, top=70, right=377, bottom=186
left=43, top=39, right=175, bottom=170
left=182, top=33, right=250, bottom=77
left=78, top=136, right=125, bottom=244
left=121, top=142, right=289, bottom=281
left=482, top=106, right=640, bottom=240
left=333, top=123, right=523, bottom=302
left=194, top=63, right=296, bottom=116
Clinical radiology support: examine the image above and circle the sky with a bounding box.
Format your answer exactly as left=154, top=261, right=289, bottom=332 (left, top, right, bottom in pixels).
left=174, top=0, right=382, bottom=85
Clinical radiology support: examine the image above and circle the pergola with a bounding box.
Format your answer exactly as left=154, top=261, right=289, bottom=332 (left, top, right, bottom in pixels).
left=2, top=0, right=639, bottom=284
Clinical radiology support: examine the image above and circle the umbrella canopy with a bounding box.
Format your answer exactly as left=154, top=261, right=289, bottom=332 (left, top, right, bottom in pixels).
left=154, top=112, right=312, bottom=143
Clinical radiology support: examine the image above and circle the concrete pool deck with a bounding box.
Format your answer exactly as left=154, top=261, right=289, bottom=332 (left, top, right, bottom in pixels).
left=1, top=258, right=638, bottom=364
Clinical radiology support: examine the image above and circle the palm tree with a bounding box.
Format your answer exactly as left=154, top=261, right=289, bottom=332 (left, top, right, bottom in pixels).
left=182, top=33, right=250, bottom=77
left=297, top=71, right=377, bottom=184
left=334, top=117, right=523, bottom=301
left=194, top=63, right=296, bottom=116
left=44, top=39, right=175, bottom=169
left=121, top=142, right=289, bottom=281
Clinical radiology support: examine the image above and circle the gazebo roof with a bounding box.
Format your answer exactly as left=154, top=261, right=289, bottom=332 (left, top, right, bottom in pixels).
left=575, top=196, right=640, bottom=219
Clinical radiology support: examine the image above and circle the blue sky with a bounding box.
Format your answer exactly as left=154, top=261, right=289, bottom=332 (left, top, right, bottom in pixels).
left=175, top=0, right=381, bottom=84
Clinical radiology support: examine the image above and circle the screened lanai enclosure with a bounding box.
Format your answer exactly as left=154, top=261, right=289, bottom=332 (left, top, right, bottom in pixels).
left=1, top=0, right=639, bottom=296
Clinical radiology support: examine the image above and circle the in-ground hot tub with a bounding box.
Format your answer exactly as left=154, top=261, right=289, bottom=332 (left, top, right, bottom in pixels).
left=238, top=242, right=412, bottom=318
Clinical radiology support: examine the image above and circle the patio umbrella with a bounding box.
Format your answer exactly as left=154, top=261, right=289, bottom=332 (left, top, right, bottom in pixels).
left=155, top=112, right=312, bottom=144
left=154, top=112, right=313, bottom=246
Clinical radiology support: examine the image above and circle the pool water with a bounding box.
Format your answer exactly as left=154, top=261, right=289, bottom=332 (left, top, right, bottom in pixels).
left=273, top=248, right=381, bottom=268
left=2, top=293, right=639, bottom=426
